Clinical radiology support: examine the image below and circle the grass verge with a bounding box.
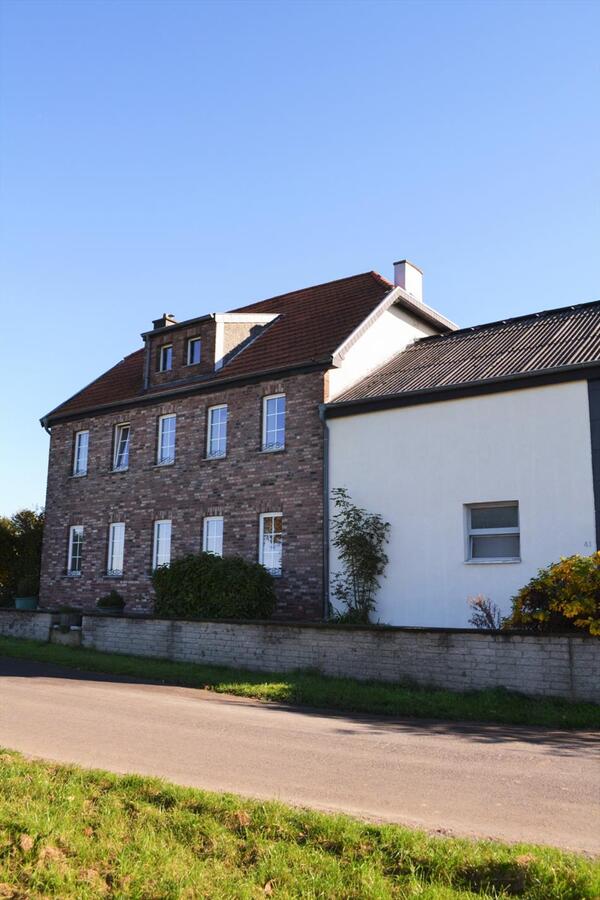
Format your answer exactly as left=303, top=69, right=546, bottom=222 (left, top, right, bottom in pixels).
left=0, top=749, right=598, bottom=899
left=1, top=634, right=599, bottom=730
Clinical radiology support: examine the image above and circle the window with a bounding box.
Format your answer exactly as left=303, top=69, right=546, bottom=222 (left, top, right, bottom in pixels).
left=262, top=394, right=286, bottom=451
left=112, top=424, right=130, bottom=471
left=466, top=502, right=520, bottom=562
left=153, top=519, right=172, bottom=568
left=158, top=344, right=173, bottom=372
left=157, top=414, right=176, bottom=464
left=203, top=516, right=223, bottom=556
left=207, top=405, right=227, bottom=458
left=107, top=522, right=125, bottom=576
left=73, top=430, right=89, bottom=476
left=67, top=525, right=83, bottom=574
left=259, top=512, right=283, bottom=576
left=187, top=337, right=201, bottom=365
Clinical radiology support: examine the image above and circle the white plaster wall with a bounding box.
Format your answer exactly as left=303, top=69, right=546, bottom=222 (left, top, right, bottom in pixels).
left=328, top=381, right=596, bottom=627
left=326, top=306, right=436, bottom=401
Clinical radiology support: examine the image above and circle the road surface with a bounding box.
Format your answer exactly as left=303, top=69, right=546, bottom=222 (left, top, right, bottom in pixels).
left=0, top=657, right=598, bottom=853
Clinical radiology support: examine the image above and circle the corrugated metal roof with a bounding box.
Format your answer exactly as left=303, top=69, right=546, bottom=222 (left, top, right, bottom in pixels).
left=336, top=301, right=600, bottom=403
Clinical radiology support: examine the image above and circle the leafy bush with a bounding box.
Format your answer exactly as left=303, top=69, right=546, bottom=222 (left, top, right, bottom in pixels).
left=0, top=509, right=44, bottom=606
left=505, top=553, right=600, bottom=636
left=97, top=589, right=126, bottom=611
left=467, top=594, right=502, bottom=629
left=152, top=553, right=276, bottom=619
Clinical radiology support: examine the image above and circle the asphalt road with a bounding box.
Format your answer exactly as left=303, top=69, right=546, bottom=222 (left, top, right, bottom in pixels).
left=0, top=657, right=598, bottom=854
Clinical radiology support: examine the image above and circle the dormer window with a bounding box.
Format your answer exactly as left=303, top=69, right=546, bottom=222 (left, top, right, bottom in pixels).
left=187, top=337, right=201, bottom=366
left=158, top=344, right=173, bottom=372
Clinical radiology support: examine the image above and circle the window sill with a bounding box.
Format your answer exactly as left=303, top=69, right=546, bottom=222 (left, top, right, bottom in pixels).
left=70, top=473, right=87, bottom=479
left=204, top=454, right=227, bottom=462
left=153, top=461, right=175, bottom=468
left=464, top=558, right=521, bottom=565
left=260, top=446, right=285, bottom=454
left=64, top=572, right=82, bottom=578
left=110, top=467, right=129, bottom=474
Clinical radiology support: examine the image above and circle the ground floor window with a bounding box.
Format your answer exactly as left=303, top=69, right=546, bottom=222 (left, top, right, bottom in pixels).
left=67, top=525, right=83, bottom=574
left=259, top=512, right=283, bottom=576
left=465, top=501, right=520, bottom=561
left=107, top=522, right=125, bottom=575
left=153, top=519, right=172, bottom=568
left=203, top=516, right=223, bottom=556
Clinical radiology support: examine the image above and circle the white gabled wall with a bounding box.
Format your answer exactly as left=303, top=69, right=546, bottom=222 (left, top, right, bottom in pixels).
left=326, top=305, right=437, bottom=401
left=328, top=381, right=596, bottom=627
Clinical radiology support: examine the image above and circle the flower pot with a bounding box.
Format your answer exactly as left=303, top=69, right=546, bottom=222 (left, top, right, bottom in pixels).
left=15, top=597, right=38, bottom=611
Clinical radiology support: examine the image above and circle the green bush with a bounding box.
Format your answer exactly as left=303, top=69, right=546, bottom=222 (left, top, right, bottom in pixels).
left=97, top=589, right=126, bottom=611
left=152, top=553, right=276, bottom=620
left=505, top=553, right=600, bottom=636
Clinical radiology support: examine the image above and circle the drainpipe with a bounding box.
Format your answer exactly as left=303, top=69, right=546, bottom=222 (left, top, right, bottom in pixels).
left=319, top=403, right=330, bottom=620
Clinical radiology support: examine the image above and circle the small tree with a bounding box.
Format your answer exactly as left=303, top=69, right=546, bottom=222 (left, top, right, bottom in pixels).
left=330, top=488, right=390, bottom=624
left=467, top=594, right=502, bottom=629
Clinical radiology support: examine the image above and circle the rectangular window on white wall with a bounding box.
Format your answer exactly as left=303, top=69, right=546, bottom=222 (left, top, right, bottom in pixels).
left=262, top=395, right=286, bottom=451
left=153, top=519, right=172, bottom=568
left=203, top=516, right=223, bottom=556
left=73, top=431, right=89, bottom=475
left=112, top=424, right=130, bottom=471
left=107, top=522, right=125, bottom=575
left=157, top=414, right=176, bottom=464
left=466, top=502, right=520, bottom=562
left=67, top=525, right=84, bottom=574
left=259, top=512, right=283, bottom=575
left=207, top=405, right=227, bottom=458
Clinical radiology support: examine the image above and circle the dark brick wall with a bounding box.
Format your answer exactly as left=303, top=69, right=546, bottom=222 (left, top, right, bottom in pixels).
left=40, top=370, right=326, bottom=619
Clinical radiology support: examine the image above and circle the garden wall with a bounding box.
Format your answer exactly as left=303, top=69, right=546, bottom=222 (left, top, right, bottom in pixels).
left=1, top=610, right=598, bottom=703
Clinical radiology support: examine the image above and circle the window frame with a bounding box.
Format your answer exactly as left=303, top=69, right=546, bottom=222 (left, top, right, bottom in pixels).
left=187, top=337, right=202, bottom=366
left=258, top=512, right=283, bottom=576
left=67, top=525, right=84, bottom=575
left=202, top=516, right=224, bottom=556
left=261, top=393, right=286, bottom=452
left=158, top=344, right=173, bottom=372
left=157, top=414, right=176, bottom=465
left=112, top=423, right=131, bottom=472
left=72, top=430, right=89, bottom=476
left=152, top=519, right=172, bottom=569
left=107, top=522, right=125, bottom=576
left=465, top=501, right=520, bottom=564
left=206, top=404, right=228, bottom=459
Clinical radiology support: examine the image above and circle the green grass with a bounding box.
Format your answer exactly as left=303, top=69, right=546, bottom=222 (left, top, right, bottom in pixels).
left=0, top=749, right=597, bottom=899
left=1, top=634, right=599, bottom=730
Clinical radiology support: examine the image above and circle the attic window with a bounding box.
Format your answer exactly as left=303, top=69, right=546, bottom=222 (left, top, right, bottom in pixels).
left=158, top=345, right=173, bottom=372
left=187, top=338, right=201, bottom=365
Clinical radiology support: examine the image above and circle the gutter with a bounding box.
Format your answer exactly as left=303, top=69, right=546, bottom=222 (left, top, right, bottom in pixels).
left=319, top=403, right=330, bottom=620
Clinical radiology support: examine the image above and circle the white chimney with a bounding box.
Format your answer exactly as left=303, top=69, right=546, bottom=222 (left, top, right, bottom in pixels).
left=393, top=259, right=423, bottom=303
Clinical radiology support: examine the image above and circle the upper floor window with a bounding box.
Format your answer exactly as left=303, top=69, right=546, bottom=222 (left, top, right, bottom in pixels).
left=207, top=405, right=227, bottom=459
left=203, top=516, right=223, bottom=556
left=187, top=337, right=201, bottom=365
left=157, top=414, right=176, bottom=465
left=73, top=430, right=89, bottom=476
left=67, top=525, right=84, bottom=574
left=259, top=512, right=283, bottom=576
left=153, top=519, right=172, bottom=568
left=107, top=522, right=125, bottom=576
left=466, top=502, right=520, bottom=562
left=158, top=344, right=173, bottom=372
left=262, top=394, right=286, bottom=451
left=112, top=424, right=130, bottom=471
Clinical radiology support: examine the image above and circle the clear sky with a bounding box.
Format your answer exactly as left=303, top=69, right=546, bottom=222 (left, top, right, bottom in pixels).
left=1, top=0, right=599, bottom=516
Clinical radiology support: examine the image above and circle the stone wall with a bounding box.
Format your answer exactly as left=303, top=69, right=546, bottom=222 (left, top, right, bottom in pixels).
left=0, top=610, right=53, bottom=642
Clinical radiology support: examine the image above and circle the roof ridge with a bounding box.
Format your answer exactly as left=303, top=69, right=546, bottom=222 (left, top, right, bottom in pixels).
left=231, top=270, right=387, bottom=312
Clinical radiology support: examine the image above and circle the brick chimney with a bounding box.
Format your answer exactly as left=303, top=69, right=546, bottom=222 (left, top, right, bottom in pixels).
left=152, top=313, right=177, bottom=330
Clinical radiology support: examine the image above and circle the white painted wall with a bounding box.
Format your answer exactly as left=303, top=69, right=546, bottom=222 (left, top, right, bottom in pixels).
left=327, top=305, right=436, bottom=400
left=328, top=381, right=596, bottom=627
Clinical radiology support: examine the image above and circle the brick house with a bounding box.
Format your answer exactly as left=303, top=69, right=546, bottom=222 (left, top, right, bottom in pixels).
left=39, top=262, right=454, bottom=617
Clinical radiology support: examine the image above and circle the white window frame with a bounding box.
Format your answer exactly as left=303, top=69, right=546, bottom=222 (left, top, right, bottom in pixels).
left=159, top=344, right=173, bottom=372
left=206, top=404, right=228, bottom=459
left=112, top=423, right=130, bottom=471
left=107, top=522, right=125, bottom=576
left=262, top=394, right=286, bottom=451
left=157, top=414, right=176, bottom=465
left=465, top=501, right=520, bottom=563
left=187, top=337, right=201, bottom=366
left=202, top=516, right=224, bottom=556
left=67, top=525, right=84, bottom=574
left=73, top=430, right=89, bottom=476
left=259, top=512, right=283, bottom=576
left=152, top=519, right=172, bottom=569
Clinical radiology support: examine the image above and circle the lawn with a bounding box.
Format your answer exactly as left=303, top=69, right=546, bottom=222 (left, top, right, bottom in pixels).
left=0, top=749, right=597, bottom=899
left=0, top=635, right=599, bottom=730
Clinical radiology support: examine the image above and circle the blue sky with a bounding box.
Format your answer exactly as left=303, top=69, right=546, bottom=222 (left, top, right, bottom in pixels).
left=1, top=0, right=599, bottom=515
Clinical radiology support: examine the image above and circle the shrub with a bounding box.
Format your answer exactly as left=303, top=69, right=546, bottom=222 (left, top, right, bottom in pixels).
left=97, top=590, right=126, bottom=611
left=15, top=575, right=39, bottom=598
left=467, top=594, right=503, bottom=629
left=505, top=553, right=600, bottom=636
left=152, top=553, right=276, bottom=620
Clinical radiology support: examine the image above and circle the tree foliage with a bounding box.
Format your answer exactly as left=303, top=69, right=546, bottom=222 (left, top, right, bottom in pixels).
left=0, top=509, right=45, bottom=604
left=330, top=488, right=390, bottom=624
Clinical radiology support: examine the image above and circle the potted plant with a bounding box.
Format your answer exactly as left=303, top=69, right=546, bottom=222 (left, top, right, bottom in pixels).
left=96, top=590, right=126, bottom=615
left=14, top=576, right=39, bottom=610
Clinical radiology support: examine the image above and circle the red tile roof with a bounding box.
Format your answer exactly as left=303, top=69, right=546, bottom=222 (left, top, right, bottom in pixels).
left=44, top=271, right=397, bottom=422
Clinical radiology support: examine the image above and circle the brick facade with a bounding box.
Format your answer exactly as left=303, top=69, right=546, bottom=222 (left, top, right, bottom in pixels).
left=39, top=369, right=326, bottom=618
